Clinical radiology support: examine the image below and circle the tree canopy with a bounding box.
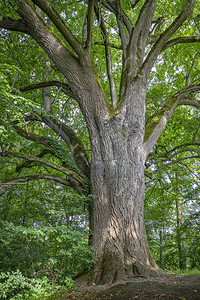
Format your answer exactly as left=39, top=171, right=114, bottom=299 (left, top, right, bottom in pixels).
left=0, top=0, right=200, bottom=291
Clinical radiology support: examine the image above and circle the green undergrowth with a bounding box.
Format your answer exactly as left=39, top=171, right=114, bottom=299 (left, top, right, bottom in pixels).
left=0, top=271, right=77, bottom=300
left=166, top=268, right=200, bottom=276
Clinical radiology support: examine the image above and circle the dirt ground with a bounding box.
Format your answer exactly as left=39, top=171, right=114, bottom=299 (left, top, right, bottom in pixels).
left=69, top=274, right=200, bottom=299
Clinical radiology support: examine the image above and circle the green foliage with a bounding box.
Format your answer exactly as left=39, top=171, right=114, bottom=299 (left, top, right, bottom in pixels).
left=0, top=270, right=33, bottom=299
left=0, top=0, right=199, bottom=286
left=173, top=269, right=200, bottom=276
left=0, top=270, right=76, bottom=300
left=0, top=220, right=96, bottom=279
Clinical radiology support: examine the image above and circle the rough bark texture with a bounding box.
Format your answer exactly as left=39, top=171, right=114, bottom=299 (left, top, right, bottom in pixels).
left=0, top=0, right=198, bottom=285
left=87, top=80, right=161, bottom=284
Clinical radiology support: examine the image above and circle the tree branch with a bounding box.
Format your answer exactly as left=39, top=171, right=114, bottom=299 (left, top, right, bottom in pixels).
left=143, top=84, right=200, bottom=161
left=0, top=17, right=29, bottom=34
left=93, top=41, right=122, bottom=50
left=12, top=123, right=53, bottom=148
left=148, top=142, right=200, bottom=159
left=31, top=0, right=83, bottom=56
left=129, top=0, right=157, bottom=59
left=16, top=149, right=55, bottom=172
left=41, top=116, right=90, bottom=178
left=1, top=151, right=84, bottom=184
left=20, top=80, right=74, bottom=98
left=152, top=155, right=200, bottom=173
left=83, top=0, right=95, bottom=50
left=0, top=174, right=73, bottom=189
left=10, top=0, right=82, bottom=85
left=162, top=36, right=200, bottom=51
left=142, top=0, right=196, bottom=79
left=1, top=151, right=86, bottom=193
left=94, top=3, right=118, bottom=107
left=102, top=0, right=132, bottom=34
left=131, top=0, right=142, bottom=10
left=11, top=124, right=82, bottom=174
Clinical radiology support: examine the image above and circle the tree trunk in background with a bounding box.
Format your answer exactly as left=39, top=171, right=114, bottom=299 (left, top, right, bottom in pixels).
left=176, top=199, right=186, bottom=270
left=175, top=171, right=186, bottom=270
left=159, top=229, right=163, bottom=270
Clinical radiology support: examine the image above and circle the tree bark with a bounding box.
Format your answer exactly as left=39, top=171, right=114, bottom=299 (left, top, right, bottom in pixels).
left=175, top=171, right=186, bottom=270
left=0, top=0, right=198, bottom=285
left=87, top=80, right=161, bottom=284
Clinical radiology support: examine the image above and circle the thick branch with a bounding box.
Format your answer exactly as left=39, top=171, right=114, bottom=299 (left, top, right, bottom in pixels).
left=16, top=149, right=54, bottom=172
left=12, top=0, right=82, bottom=84
left=0, top=174, right=72, bottom=188
left=130, top=0, right=157, bottom=57
left=11, top=124, right=80, bottom=173
left=1, top=151, right=84, bottom=185
left=114, top=0, right=131, bottom=50
left=31, top=0, right=83, bottom=56
left=101, top=0, right=131, bottom=51
left=12, top=123, right=53, bottom=148
left=143, top=84, right=200, bottom=161
left=83, top=0, right=95, bottom=50
left=41, top=116, right=90, bottom=178
left=103, top=0, right=132, bottom=34
left=131, top=0, right=142, bottom=9
left=142, top=0, right=196, bottom=79
left=12, top=119, right=90, bottom=178
left=20, top=80, right=74, bottom=98
left=0, top=17, right=29, bottom=34
left=163, top=36, right=200, bottom=51
left=94, top=4, right=118, bottom=107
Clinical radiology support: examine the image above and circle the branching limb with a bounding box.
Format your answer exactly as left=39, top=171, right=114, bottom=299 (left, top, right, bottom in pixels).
left=143, top=84, right=200, bottom=161
left=1, top=151, right=85, bottom=186
left=0, top=17, right=29, bottom=34
left=20, top=80, right=74, bottom=98
left=83, top=0, right=96, bottom=51
left=15, top=85, right=90, bottom=177
left=101, top=0, right=132, bottom=34
left=31, top=0, right=83, bottom=56
left=0, top=174, right=73, bottom=189
left=16, top=149, right=55, bottom=173
left=93, top=41, right=122, bottom=49
left=148, top=143, right=200, bottom=159
left=41, top=116, right=90, bottom=178
left=94, top=3, right=118, bottom=107
left=152, top=155, right=200, bottom=174
left=131, top=0, right=142, bottom=10
left=7, top=0, right=82, bottom=84
left=11, top=124, right=82, bottom=173
left=129, top=0, right=157, bottom=59
left=142, top=0, right=196, bottom=79
left=119, top=0, right=157, bottom=100
left=12, top=123, right=54, bottom=148
left=162, top=36, right=200, bottom=51
left=100, top=0, right=131, bottom=52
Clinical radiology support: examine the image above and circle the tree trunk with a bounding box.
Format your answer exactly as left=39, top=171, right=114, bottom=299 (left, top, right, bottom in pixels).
left=176, top=199, right=186, bottom=270
left=159, top=229, right=163, bottom=270
left=87, top=82, right=161, bottom=284
left=175, top=171, right=186, bottom=270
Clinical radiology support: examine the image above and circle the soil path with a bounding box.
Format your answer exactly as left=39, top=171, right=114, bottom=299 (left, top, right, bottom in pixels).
left=71, top=274, right=200, bottom=299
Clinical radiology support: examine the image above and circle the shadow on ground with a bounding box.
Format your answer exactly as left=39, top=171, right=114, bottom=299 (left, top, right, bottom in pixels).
left=71, top=274, right=200, bottom=299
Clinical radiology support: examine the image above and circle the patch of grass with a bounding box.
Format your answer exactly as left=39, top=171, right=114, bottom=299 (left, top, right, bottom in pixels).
left=170, top=269, right=200, bottom=276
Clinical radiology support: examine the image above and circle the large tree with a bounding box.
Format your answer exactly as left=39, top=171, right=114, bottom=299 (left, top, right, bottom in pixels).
left=0, top=0, right=200, bottom=284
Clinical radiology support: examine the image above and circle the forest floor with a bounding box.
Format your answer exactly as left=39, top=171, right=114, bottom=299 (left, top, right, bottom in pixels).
left=68, top=274, right=200, bottom=299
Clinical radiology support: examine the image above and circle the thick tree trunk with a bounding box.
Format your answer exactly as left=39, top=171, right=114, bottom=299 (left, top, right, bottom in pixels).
left=87, top=82, right=161, bottom=284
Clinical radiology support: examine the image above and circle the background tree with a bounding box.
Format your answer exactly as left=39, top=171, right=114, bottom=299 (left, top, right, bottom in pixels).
left=0, top=0, right=200, bottom=284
